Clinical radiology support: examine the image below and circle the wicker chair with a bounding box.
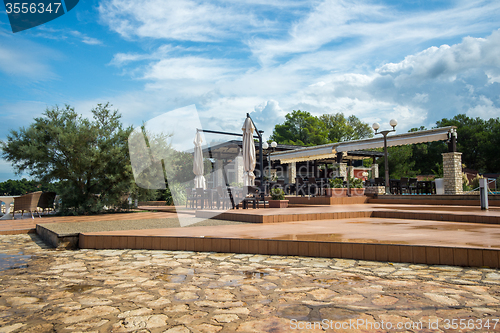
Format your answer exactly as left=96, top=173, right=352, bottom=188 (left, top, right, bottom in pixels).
left=37, top=192, right=57, bottom=215
left=14, top=191, right=43, bottom=219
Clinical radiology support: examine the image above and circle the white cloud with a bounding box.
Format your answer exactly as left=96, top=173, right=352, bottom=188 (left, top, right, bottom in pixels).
left=143, top=57, right=235, bottom=81
left=377, top=30, right=500, bottom=81
left=82, top=36, right=103, bottom=45
left=467, top=95, right=500, bottom=119
left=98, top=0, right=269, bottom=42
left=248, top=0, right=500, bottom=65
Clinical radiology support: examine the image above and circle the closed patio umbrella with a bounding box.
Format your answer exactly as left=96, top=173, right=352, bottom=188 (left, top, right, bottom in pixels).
left=193, top=131, right=206, bottom=189
left=242, top=117, right=256, bottom=186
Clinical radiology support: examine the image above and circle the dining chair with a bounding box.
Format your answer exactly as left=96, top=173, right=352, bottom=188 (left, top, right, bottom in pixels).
left=13, top=191, right=43, bottom=219
left=295, top=177, right=307, bottom=196
left=37, top=192, right=57, bottom=215
left=194, top=188, right=205, bottom=209
left=307, top=177, right=319, bottom=197
left=409, top=178, right=418, bottom=194
left=400, top=177, right=409, bottom=194
left=216, top=186, right=232, bottom=209
left=185, top=188, right=196, bottom=208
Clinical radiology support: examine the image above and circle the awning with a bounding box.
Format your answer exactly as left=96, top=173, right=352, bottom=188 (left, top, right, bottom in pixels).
left=271, top=126, right=456, bottom=164
left=269, top=143, right=339, bottom=163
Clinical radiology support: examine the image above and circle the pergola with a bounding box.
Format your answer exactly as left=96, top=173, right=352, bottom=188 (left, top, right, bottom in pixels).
left=270, top=126, right=461, bottom=194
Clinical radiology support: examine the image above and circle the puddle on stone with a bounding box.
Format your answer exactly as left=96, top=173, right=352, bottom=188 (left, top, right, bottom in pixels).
left=314, top=278, right=339, bottom=284
left=156, top=274, right=187, bottom=283
left=65, top=284, right=97, bottom=293
left=0, top=253, right=31, bottom=271
left=271, top=234, right=344, bottom=242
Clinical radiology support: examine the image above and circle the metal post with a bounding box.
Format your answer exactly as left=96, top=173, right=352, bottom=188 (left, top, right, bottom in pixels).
left=480, top=178, right=489, bottom=210
left=372, top=120, right=397, bottom=195
left=259, top=130, right=264, bottom=185
left=384, top=134, right=390, bottom=195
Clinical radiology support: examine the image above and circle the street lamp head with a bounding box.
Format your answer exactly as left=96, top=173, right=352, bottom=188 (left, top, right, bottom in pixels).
left=372, top=122, right=380, bottom=132
left=262, top=142, right=269, bottom=150
left=389, top=119, right=398, bottom=129
left=271, top=141, right=277, bottom=148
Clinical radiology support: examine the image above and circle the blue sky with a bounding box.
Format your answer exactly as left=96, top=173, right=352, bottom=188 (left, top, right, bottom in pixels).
left=1, top=0, right=500, bottom=181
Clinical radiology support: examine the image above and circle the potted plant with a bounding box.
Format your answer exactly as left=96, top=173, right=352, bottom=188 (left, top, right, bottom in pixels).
left=268, top=188, right=289, bottom=208
left=349, top=177, right=366, bottom=196
left=325, top=178, right=348, bottom=197
left=324, top=177, right=365, bottom=197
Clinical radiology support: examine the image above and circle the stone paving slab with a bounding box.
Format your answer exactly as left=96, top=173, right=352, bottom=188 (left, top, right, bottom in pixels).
left=1, top=234, right=500, bottom=332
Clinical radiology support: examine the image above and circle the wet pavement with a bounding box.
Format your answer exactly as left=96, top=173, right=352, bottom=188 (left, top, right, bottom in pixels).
left=1, top=234, right=500, bottom=332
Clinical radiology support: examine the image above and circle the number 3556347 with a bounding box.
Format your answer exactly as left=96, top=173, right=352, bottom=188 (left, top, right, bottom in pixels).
left=5, top=2, right=62, bottom=14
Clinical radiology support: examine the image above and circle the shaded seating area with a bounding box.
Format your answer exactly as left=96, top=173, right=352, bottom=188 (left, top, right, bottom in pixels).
left=372, top=178, right=436, bottom=195
left=241, top=186, right=260, bottom=209
left=185, top=185, right=267, bottom=210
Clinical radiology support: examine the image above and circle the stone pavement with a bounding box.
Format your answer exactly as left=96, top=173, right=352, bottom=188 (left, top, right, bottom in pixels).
left=1, top=235, right=500, bottom=333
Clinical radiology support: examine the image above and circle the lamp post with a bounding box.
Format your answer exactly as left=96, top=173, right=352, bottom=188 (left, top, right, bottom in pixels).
left=373, top=119, right=397, bottom=195
left=262, top=141, right=277, bottom=180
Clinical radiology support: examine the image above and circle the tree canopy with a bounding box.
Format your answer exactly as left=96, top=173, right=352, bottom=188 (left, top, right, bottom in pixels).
left=1, top=103, right=134, bottom=214
left=437, top=114, right=500, bottom=173
left=270, top=110, right=373, bottom=146
left=320, top=113, right=373, bottom=142
left=378, top=114, right=500, bottom=179
left=0, top=179, right=59, bottom=196
left=270, top=110, right=328, bottom=146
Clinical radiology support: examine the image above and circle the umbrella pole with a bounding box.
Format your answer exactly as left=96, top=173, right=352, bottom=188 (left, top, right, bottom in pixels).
left=222, top=162, right=236, bottom=209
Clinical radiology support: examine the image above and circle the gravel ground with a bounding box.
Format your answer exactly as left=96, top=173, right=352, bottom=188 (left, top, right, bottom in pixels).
left=38, top=217, right=251, bottom=236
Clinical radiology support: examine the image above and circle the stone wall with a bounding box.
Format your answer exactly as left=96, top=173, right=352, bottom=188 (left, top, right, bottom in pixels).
left=371, top=164, right=379, bottom=179
left=364, top=186, right=385, bottom=195
left=338, top=163, right=347, bottom=179
left=442, top=152, right=463, bottom=195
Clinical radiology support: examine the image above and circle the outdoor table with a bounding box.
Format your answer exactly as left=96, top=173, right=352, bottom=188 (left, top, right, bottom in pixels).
left=0, top=195, right=19, bottom=220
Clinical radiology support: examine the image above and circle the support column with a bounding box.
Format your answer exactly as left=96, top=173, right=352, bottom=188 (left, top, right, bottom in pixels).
left=235, top=154, right=244, bottom=185
left=348, top=166, right=354, bottom=179
left=338, top=163, right=347, bottom=179
left=288, top=162, right=296, bottom=183
left=215, top=159, right=224, bottom=187
left=442, top=152, right=463, bottom=195
left=371, top=164, right=379, bottom=179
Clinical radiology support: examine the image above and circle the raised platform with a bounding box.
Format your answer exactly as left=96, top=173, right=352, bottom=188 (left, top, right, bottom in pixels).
left=369, top=194, right=500, bottom=206
left=76, top=204, right=500, bottom=268
left=79, top=217, right=500, bottom=268
left=287, top=195, right=368, bottom=205
left=195, top=204, right=500, bottom=224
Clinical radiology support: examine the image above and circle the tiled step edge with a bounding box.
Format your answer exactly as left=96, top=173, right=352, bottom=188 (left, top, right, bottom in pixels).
left=373, top=211, right=499, bottom=224
left=79, top=234, right=500, bottom=269
left=196, top=211, right=374, bottom=223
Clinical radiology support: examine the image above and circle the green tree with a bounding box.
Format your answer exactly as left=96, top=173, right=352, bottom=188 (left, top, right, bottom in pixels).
left=270, top=110, right=328, bottom=146
left=0, top=179, right=59, bottom=196
left=378, top=145, right=418, bottom=179
left=1, top=103, right=134, bottom=214
left=320, top=113, right=373, bottom=142
left=408, top=126, right=447, bottom=176
left=436, top=114, right=500, bottom=173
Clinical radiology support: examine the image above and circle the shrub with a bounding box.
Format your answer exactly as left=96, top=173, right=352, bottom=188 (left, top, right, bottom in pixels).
left=329, top=178, right=344, bottom=188
left=270, top=188, right=285, bottom=200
